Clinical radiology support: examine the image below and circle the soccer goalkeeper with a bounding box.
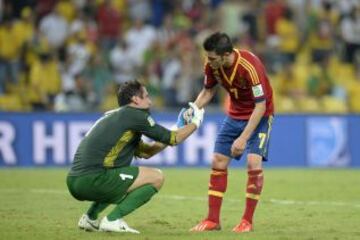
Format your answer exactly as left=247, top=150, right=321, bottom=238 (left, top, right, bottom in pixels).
left=66, top=80, right=204, bottom=234
left=182, top=32, right=274, bottom=233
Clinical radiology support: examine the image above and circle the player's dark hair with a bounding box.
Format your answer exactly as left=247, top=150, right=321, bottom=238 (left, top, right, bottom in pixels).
left=203, top=32, right=233, bottom=55
left=117, top=80, right=143, bottom=106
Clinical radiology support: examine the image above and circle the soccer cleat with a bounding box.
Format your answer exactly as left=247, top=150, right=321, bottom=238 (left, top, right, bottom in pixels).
left=78, top=214, right=99, bottom=231
left=190, top=219, right=221, bottom=232
left=232, top=219, right=253, bottom=233
left=99, top=217, right=140, bottom=234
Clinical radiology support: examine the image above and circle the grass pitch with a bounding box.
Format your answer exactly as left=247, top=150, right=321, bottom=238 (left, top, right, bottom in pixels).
left=0, top=168, right=359, bottom=240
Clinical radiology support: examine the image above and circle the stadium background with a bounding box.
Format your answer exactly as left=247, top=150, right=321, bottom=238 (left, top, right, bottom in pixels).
left=0, top=0, right=359, bottom=168
left=1, top=1, right=360, bottom=240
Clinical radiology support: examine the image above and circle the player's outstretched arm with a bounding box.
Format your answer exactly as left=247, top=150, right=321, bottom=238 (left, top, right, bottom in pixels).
left=193, top=87, right=217, bottom=109
left=134, top=141, right=168, bottom=159
left=174, top=104, right=204, bottom=144
left=181, top=87, right=216, bottom=123
left=135, top=106, right=205, bottom=159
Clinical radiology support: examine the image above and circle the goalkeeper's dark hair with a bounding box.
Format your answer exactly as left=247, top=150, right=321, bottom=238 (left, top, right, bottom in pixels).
left=117, top=80, right=144, bottom=106
left=203, top=32, right=233, bottom=55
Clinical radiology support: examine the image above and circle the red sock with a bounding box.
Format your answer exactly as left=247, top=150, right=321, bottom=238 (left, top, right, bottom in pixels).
left=207, top=168, right=227, bottom=224
left=242, top=169, right=264, bottom=224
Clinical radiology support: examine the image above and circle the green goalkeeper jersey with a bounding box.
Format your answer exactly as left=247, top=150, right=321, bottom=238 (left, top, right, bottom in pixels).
left=68, top=106, right=176, bottom=176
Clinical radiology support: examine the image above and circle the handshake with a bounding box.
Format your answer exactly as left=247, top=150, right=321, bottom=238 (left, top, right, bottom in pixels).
left=176, top=102, right=205, bottom=129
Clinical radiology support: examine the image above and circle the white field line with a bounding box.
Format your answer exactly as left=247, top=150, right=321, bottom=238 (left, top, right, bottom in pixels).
left=1, top=188, right=360, bottom=208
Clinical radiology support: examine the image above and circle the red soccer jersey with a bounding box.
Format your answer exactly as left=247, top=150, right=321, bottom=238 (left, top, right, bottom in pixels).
left=204, top=49, right=274, bottom=120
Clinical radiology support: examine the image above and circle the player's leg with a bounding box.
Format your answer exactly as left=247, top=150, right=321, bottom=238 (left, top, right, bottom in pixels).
left=191, top=116, right=242, bottom=232
left=190, top=153, right=231, bottom=232
left=208, top=154, right=231, bottom=222
left=78, top=210, right=104, bottom=231
left=232, top=154, right=263, bottom=233
left=100, top=166, right=164, bottom=233
left=233, top=116, right=273, bottom=233
left=67, top=174, right=107, bottom=231
left=86, top=202, right=110, bottom=220
left=106, top=166, right=163, bottom=220
left=78, top=201, right=109, bottom=231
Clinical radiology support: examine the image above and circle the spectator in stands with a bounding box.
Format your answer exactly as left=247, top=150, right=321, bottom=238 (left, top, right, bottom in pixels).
left=307, top=56, right=334, bottom=97
left=340, top=6, right=360, bottom=64
left=70, top=10, right=98, bottom=44
left=306, top=1, right=339, bottom=63
left=161, top=47, right=181, bottom=107
left=264, top=0, right=286, bottom=36
left=0, top=17, right=21, bottom=93
left=277, top=62, right=306, bottom=99
left=125, top=18, right=157, bottom=66
left=28, top=51, right=61, bottom=111
left=39, top=4, right=68, bottom=51
left=56, top=0, right=76, bottom=23
left=65, top=30, right=93, bottom=77
left=83, top=55, right=113, bottom=105
left=14, top=7, right=34, bottom=53
left=55, top=74, right=96, bottom=112
left=35, top=0, right=57, bottom=19
left=128, top=0, right=151, bottom=22
left=275, top=7, right=299, bottom=64
left=156, top=14, right=177, bottom=49
left=109, top=38, right=138, bottom=85
left=96, top=0, right=122, bottom=51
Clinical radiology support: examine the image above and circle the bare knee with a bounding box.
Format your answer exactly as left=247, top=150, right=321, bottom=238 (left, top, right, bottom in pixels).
left=247, top=153, right=263, bottom=170
left=151, top=168, right=165, bottom=190
left=211, top=154, right=230, bottom=170
left=128, top=167, right=165, bottom=192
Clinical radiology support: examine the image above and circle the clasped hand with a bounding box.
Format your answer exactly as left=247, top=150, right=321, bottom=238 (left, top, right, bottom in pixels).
left=176, top=102, right=205, bottom=128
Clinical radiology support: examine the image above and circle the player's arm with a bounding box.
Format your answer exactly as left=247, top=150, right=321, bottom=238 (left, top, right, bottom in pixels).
left=193, top=86, right=218, bottom=108
left=134, top=141, right=168, bottom=159
left=135, top=123, right=198, bottom=159
left=239, top=100, right=266, bottom=140
left=180, top=87, right=216, bottom=125
left=135, top=106, right=204, bottom=158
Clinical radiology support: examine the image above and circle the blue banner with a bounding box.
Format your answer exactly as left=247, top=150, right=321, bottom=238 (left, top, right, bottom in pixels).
left=0, top=112, right=359, bottom=167
left=307, top=117, right=350, bottom=167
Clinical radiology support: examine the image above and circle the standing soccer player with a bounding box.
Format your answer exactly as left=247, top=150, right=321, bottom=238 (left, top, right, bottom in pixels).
left=187, top=32, right=274, bottom=232
left=67, top=80, right=204, bottom=234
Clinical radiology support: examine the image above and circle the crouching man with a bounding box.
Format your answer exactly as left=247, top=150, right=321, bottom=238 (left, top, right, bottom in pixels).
left=66, top=80, right=204, bottom=234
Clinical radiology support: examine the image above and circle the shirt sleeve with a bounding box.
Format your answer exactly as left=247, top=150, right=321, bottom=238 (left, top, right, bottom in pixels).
left=204, top=63, right=218, bottom=89
left=132, top=113, right=176, bottom=146
left=241, top=51, right=267, bottom=102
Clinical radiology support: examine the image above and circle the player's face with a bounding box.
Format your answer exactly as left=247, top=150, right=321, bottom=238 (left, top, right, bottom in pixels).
left=136, top=87, right=152, bottom=109
left=206, top=51, right=224, bottom=69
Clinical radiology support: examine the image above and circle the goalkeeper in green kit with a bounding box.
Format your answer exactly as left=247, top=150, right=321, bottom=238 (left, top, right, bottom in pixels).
left=66, top=80, right=204, bottom=234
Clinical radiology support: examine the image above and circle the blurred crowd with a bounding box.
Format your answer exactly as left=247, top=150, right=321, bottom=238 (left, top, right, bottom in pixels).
left=0, top=0, right=360, bottom=113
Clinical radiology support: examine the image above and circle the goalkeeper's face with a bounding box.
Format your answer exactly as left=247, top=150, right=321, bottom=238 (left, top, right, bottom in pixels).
left=134, top=87, right=152, bottom=109
left=206, top=51, right=225, bottom=70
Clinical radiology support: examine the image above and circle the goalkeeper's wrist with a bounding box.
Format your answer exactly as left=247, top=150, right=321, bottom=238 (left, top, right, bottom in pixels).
left=191, top=118, right=201, bottom=128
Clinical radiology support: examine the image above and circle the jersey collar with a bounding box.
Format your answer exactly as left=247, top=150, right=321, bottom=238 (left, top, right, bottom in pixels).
left=219, top=49, right=241, bottom=85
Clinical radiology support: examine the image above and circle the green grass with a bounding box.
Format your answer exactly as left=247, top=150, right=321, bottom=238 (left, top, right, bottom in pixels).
left=0, top=168, right=360, bottom=240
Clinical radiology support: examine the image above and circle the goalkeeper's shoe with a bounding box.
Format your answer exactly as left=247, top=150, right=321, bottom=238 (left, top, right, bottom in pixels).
left=78, top=214, right=99, bottom=231
left=99, top=217, right=140, bottom=234
left=232, top=219, right=253, bottom=233
left=190, top=219, right=221, bottom=232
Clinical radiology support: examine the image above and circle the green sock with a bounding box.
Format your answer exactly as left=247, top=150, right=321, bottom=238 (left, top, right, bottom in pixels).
left=87, top=202, right=110, bottom=220
left=107, top=184, right=158, bottom=221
